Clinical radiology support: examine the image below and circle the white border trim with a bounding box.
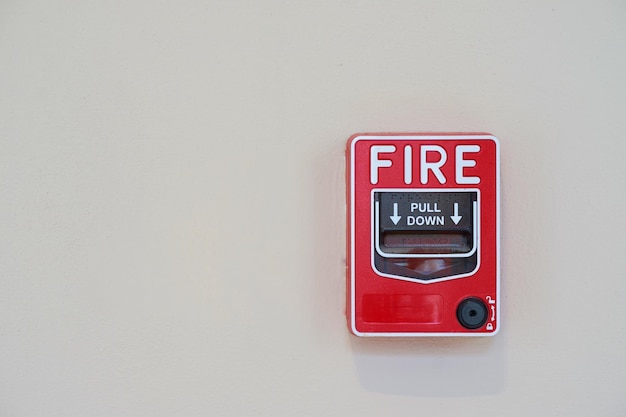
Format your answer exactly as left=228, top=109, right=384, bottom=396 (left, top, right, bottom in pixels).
left=349, top=134, right=501, bottom=337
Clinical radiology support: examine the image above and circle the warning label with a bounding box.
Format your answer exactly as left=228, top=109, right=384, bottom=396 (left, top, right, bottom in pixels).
left=377, top=191, right=476, bottom=231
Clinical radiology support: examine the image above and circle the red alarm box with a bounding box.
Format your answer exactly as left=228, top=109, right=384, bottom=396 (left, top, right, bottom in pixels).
left=346, top=133, right=500, bottom=336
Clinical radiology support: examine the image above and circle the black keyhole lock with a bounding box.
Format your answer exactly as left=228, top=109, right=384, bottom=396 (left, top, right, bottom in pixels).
left=456, top=297, right=488, bottom=329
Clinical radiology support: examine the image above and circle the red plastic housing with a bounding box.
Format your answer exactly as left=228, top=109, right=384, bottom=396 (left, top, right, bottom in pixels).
left=346, top=133, right=500, bottom=336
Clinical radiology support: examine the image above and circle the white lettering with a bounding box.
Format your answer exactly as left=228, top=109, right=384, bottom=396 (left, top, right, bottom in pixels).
left=406, top=215, right=445, bottom=226
left=368, top=143, right=481, bottom=186
left=426, top=216, right=445, bottom=226
left=420, top=145, right=447, bottom=184
left=410, top=203, right=442, bottom=213
left=404, top=145, right=412, bottom=184
left=455, top=145, right=480, bottom=184
left=370, top=145, right=396, bottom=184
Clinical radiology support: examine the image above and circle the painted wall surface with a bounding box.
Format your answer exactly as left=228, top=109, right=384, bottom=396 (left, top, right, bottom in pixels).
left=1, top=1, right=625, bottom=416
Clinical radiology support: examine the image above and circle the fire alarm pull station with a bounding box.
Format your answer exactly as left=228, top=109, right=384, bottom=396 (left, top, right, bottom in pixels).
left=346, top=133, right=500, bottom=336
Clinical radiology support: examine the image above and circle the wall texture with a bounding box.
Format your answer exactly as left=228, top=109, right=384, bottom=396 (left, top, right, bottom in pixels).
left=1, top=1, right=625, bottom=416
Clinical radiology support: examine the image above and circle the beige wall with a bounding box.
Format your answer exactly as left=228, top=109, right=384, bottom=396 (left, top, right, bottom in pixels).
left=1, top=1, right=625, bottom=415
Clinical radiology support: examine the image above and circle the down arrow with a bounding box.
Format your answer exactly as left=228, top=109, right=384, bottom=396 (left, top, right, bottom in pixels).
left=390, top=203, right=402, bottom=225
left=450, top=202, right=462, bottom=225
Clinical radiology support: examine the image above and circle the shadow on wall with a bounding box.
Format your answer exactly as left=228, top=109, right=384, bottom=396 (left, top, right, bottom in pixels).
left=350, top=335, right=507, bottom=397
